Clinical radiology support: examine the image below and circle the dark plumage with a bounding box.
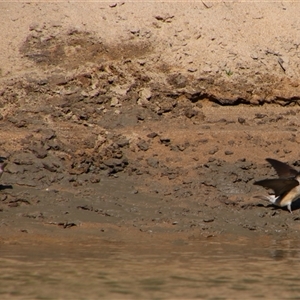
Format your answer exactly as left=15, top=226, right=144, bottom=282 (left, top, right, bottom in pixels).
left=254, top=158, right=300, bottom=213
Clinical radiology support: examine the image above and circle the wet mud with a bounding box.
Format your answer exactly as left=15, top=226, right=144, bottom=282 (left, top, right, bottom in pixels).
left=0, top=25, right=300, bottom=247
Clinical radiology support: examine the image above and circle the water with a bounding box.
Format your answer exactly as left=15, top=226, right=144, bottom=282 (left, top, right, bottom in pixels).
left=0, top=237, right=300, bottom=299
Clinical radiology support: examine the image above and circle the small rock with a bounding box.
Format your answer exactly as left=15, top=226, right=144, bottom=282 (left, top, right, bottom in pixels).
left=177, top=144, right=186, bottom=151
left=43, top=162, right=59, bottom=172
left=130, top=28, right=140, bottom=35
left=209, top=147, right=218, bottom=155
left=160, top=137, right=171, bottom=145
left=202, top=65, right=213, bottom=73
left=147, top=157, right=159, bottom=168
left=110, top=86, right=128, bottom=96
left=147, top=132, right=158, bottom=139
left=107, top=76, right=115, bottom=84
left=110, top=97, right=119, bottom=107
left=225, top=150, right=233, bottom=155
left=238, top=117, right=246, bottom=124
left=29, top=23, right=39, bottom=31
left=251, top=53, right=259, bottom=60
left=31, top=146, right=48, bottom=159
left=188, top=67, right=197, bottom=73
left=137, top=140, right=149, bottom=151
left=167, top=74, right=187, bottom=88
left=137, top=59, right=146, bottom=66
left=199, top=139, right=208, bottom=144
left=117, top=138, right=129, bottom=147
left=90, top=176, right=100, bottom=183
left=139, top=87, right=152, bottom=100
left=203, top=217, right=215, bottom=223
left=89, top=90, right=100, bottom=98
left=8, top=117, right=27, bottom=128
left=136, top=113, right=145, bottom=120
left=184, top=108, right=198, bottom=118
left=103, top=158, right=123, bottom=167
left=243, top=224, right=257, bottom=231
left=154, top=14, right=174, bottom=22
left=255, top=113, right=266, bottom=119
left=156, top=100, right=175, bottom=115
left=49, top=75, right=68, bottom=86
left=39, top=128, right=56, bottom=140
left=137, top=98, right=149, bottom=107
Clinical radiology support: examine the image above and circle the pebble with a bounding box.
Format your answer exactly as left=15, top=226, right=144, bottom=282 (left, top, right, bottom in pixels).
left=117, top=138, right=129, bottom=147
left=147, top=132, right=158, bottom=139
left=154, top=14, right=174, bottom=22
left=137, top=140, right=149, bottom=151
left=160, top=137, right=171, bottom=145
left=147, top=157, right=159, bottom=168
left=209, top=147, right=218, bottom=155
left=139, top=87, right=152, bottom=100
left=103, top=158, right=123, bottom=167
left=110, top=97, right=119, bottom=107
left=225, top=150, right=234, bottom=155
left=184, top=108, right=198, bottom=118
left=203, top=217, right=215, bottom=223
left=238, top=117, right=246, bottom=124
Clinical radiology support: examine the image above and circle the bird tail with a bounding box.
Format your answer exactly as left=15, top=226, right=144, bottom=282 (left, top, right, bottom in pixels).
left=253, top=194, right=279, bottom=204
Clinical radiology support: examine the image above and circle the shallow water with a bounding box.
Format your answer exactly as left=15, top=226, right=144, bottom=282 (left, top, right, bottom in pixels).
left=1, top=237, right=300, bottom=299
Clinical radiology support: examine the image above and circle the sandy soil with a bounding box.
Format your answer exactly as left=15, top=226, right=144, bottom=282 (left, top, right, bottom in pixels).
left=1, top=1, right=300, bottom=246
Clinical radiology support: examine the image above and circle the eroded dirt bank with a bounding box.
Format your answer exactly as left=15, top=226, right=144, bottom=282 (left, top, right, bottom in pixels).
left=1, top=2, right=300, bottom=245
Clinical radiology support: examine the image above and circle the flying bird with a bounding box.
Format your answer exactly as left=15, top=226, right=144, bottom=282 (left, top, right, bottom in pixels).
left=254, top=158, right=300, bottom=213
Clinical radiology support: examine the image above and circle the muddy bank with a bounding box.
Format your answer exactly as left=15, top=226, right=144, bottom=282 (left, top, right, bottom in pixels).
left=1, top=2, right=300, bottom=245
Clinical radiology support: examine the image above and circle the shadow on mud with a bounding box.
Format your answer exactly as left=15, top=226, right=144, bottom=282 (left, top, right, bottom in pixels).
left=291, top=198, right=300, bottom=212
left=0, top=184, right=13, bottom=191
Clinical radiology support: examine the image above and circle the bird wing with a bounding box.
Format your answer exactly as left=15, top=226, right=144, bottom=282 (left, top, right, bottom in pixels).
left=254, top=178, right=299, bottom=196
left=266, top=158, right=298, bottom=178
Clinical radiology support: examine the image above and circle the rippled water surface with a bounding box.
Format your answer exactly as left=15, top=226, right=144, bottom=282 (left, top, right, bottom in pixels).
left=1, top=237, right=300, bottom=299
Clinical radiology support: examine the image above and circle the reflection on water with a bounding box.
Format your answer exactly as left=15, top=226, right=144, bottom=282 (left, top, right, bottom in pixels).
left=1, top=238, right=300, bottom=299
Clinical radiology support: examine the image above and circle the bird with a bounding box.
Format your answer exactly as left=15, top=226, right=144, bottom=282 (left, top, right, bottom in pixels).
left=0, top=161, right=7, bottom=179
left=254, top=158, right=300, bottom=213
